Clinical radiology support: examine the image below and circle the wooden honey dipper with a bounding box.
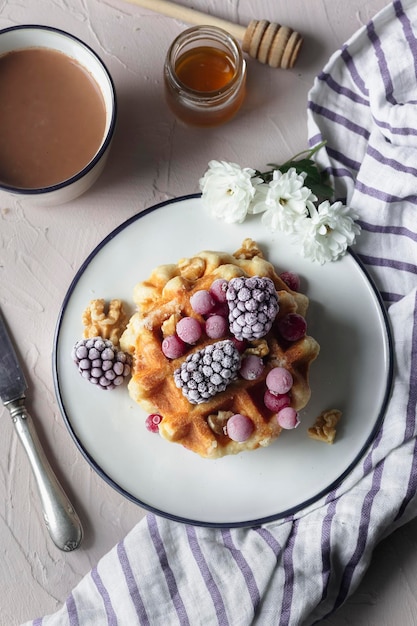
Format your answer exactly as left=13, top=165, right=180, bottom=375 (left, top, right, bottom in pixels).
left=123, top=0, right=303, bottom=69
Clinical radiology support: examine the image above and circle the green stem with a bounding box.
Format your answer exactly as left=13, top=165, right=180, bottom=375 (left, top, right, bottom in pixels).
left=279, top=140, right=327, bottom=169
left=253, top=141, right=333, bottom=200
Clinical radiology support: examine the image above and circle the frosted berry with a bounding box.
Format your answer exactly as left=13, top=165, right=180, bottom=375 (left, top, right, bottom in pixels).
left=231, top=337, right=247, bottom=353
left=279, top=271, right=300, bottom=292
left=162, top=335, right=187, bottom=359
left=174, top=339, right=240, bottom=404
left=190, top=290, right=216, bottom=315
left=72, top=337, right=132, bottom=390
left=239, top=355, right=264, bottom=380
left=226, top=276, right=279, bottom=341
left=176, top=317, right=202, bottom=344
left=277, top=407, right=300, bottom=429
left=205, top=314, right=228, bottom=339
left=277, top=313, right=307, bottom=342
left=207, top=303, right=229, bottom=317
left=266, top=367, right=293, bottom=395
left=209, top=278, right=228, bottom=303
left=226, top=413, right=254, bottom=442
left=264, top=390, right=291, bottom=412
left=145, top=413, right=162, bottom=433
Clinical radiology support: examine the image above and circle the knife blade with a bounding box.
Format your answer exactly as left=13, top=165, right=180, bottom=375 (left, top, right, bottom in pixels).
left=0, top=311, right=28, bottom=403
left=0, top=308, right=83, bottom=551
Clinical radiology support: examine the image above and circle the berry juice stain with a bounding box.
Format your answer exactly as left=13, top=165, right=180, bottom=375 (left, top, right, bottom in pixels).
left=175, top=46, right=235, bottom=92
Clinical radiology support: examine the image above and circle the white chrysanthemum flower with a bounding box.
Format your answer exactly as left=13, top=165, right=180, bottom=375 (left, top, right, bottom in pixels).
left=296, top=200, right=361, bottom=264
left=199, top=160, right=263, bottom=224
left=251, top=168, right=317, bottom=234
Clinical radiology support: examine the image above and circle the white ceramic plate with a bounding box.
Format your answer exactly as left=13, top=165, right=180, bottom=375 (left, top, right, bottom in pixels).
left=54, top=195, right=393, bottom=527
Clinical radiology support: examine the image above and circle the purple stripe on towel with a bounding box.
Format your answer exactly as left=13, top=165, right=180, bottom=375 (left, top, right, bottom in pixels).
left=355, top=180, right=417, bottom=205
left=403, top=291, right=417, bottom=442
left=367, top=20, right=396, bottom=105
left=279, top=519, right=299, bottom=626
left=334, top=432, right=385, bottom=610
left=117, top=540, right=150, bottom=625
left=221, top=529, right=260, bottom=612
left=316, top=71, right=369, bottom=106
left=66, top=592, right=79, bottom=626
left=373, top=116, right=417, bottom=136
left=319, top=493, right=339, bottom=603
left=357, top=253, right=417, bottom=276
left=340, top=46, right=369, bottom=96
left=396, top=440, right=417, bottom=522
left=367, top=144, right=417, bottom=177
left=308, top=102, right=370, bottom=139
left=394, top=0, right=417, bottom=78
left=308, top=133, right=324, bottom=148
left=326, top=147, right=362, bottom=174
left=254, top=527, right=282, bottom=557
left=185, top=525, right=229, bottom=625
left=395, top=292, right=417, bottom=520
left=147, top=515, right=190, bottom=626
left=381, top=291, right=404, bottom=305
left=358, top=219, right=417, bottom=243
left=91, top=567, right=118, bottom=626
left=33, top=619, right=43, bottom=626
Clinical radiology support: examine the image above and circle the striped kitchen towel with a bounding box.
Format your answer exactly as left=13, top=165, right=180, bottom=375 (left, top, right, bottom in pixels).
left=23, top=0, right=417, bottom=624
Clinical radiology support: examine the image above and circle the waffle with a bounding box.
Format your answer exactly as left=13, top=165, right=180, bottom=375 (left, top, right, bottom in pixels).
left=120, top=238, right=320, bottom=459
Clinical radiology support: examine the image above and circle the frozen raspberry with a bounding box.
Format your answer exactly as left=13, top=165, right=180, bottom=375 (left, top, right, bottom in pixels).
left=176, top=317, right=202, bottom=344
left=205, top=314, right=228, bottom=339
left=145, top=413, right=162, bottom=433
left=173, top=339, right=240, bottom=404
left=190, top=290, right=216, bottom=315
left=226, top=413, right=254, bottom=442
left=277, top=407, right=300, bottom=429
left=279, top=271, right=300, bottom=292
left=264, top=390, right=291, bottom=412
left=239, top=355, right=264, bottom=380
left=277, top=313, right=307, bottom=342
left=72, top=337, right=132, bottom=390
left=162, top=335, right=187, bottom=359
left=226, top=276, right=279, bottom=341
left=209, top=278, right=228, bottom=303
left=207, top=303, right=229, bottom=318
left=266, top=367, right=293, bottom=395
left=231, top=337, right=247, bottom=353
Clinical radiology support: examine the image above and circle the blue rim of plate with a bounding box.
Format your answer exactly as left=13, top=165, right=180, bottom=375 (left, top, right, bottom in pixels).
left=53, top=193, right=394, bottom=528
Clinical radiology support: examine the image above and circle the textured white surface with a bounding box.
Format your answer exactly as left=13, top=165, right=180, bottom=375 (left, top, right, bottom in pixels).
left=1, top=0, right=412, bottom=624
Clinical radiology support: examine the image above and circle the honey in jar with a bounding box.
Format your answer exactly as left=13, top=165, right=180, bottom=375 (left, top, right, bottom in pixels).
left=164, top=26, right=246, bottom=127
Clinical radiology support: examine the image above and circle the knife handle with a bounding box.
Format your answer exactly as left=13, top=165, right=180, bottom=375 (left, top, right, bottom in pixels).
left=7, top=398, right=83, bottom=551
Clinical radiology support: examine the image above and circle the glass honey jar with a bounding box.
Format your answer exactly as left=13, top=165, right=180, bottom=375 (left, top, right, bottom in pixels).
left=164, top=25, right=246, bottom=127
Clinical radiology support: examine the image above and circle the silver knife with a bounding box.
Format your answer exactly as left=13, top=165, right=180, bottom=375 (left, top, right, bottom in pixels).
left=0, top=308, right=83, bottom=551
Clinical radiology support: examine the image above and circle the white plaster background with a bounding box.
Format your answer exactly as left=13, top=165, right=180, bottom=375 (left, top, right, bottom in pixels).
left=2, top=1, right=415, bottom=624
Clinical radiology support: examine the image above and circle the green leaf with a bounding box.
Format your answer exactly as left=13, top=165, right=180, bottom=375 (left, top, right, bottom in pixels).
left=255, top=141, right=333, bottom=201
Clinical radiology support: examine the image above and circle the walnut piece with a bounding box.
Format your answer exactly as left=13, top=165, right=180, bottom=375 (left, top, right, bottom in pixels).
left=161, top=312, right=182, bottom=338
left=207, top=411, right=233, bottom=436
left=233, top=238, right=264, bottom=260
left=178, top=256, right=206, bottom=281
left=82, top=299, right=128, bottom=346
left=308, top=408, right=342, bottom=444
left=244, top=338, right=270, bottom=358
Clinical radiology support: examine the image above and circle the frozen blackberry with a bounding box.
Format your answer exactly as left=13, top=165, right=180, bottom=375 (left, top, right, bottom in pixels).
left=226, top=276, right=279, bottom=341
left=72, top=336, right=132, bottom=390
left=174, top=339, right=241, bottom=404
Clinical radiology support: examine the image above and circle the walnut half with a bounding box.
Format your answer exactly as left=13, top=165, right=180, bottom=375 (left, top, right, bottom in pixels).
left=82, top=299, right=128, bottom=346
left=207, top=411, right=233, bottom=436
left=233, top=238, right=264, bottom=260
left=307, top=408, right=342, bottom=444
